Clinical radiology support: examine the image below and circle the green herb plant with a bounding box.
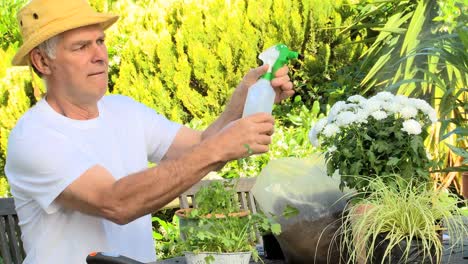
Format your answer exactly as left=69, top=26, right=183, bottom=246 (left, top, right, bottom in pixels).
left=178, top=180, right=281, bottom=263
left=336, top=176, right=468, bottom=264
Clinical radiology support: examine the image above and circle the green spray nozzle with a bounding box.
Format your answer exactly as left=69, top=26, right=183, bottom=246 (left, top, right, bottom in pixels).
left=260, top=44, right=299, bottom=81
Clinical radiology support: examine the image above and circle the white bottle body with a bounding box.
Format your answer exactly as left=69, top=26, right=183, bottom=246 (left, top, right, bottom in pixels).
left=242, top=79, right=275, bottom=117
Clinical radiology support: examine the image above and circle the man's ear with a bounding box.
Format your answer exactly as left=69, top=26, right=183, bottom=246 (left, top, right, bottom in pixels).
left=30, top=49, right=52, bottom=76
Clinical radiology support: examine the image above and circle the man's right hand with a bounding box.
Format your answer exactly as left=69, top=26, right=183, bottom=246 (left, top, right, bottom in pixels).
left=210, top=112, right=275, bottom=161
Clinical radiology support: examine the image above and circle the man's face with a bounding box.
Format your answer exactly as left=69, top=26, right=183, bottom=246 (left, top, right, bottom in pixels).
left=48, top=24, right=108, bottom=104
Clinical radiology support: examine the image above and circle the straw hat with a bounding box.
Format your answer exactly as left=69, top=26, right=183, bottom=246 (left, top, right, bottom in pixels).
left=12, top=0, right=119, bottom=66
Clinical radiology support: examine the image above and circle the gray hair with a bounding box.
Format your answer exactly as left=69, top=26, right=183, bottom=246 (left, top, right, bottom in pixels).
left=31, top=34, right=61, bottom=77
left=37, top=34, right=61, bottom=59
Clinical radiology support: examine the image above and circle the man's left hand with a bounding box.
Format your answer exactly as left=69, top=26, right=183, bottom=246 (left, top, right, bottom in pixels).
left=271, top=65, right=294, bottom=103
left=236, top=64, right=294, bottom=105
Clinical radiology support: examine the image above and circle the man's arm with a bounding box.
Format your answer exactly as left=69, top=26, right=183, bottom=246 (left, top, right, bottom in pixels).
left=56, top=113, right=274, bottom=225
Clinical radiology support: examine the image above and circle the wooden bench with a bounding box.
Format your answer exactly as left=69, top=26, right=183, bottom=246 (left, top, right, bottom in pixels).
left=0, top=198, right=25, bottom=264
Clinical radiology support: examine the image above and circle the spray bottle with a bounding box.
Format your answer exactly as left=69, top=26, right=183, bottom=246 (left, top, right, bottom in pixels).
left=242, top=44, right=299, bottom=117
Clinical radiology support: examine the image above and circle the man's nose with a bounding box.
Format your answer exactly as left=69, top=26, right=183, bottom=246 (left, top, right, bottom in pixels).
left=91, top=44, right=107, bottom=64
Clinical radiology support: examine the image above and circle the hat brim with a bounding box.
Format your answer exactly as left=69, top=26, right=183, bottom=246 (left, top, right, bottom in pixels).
left=12, top=13, right=119, bottom=66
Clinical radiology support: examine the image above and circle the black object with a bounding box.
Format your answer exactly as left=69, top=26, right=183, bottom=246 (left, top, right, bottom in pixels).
left=372, top=233, right=436, bottom=264
left=262, top=233, right=284, bottom=260
left=0, top=198, right=25, bottom=264
left=86, top=252, right=144, bottom=264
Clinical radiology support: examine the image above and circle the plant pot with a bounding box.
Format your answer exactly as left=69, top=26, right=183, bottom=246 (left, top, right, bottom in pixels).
left=371, top=233, right=437, bottom=264
left=262, top=233, right=284, bottom=260
left=462, top=172, right=468, bottom=200
left=184, top=251, right=252, bottom=264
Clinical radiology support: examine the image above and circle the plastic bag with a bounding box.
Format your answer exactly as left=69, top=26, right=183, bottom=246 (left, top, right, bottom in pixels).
left=252, top=156, right=349, bottom=264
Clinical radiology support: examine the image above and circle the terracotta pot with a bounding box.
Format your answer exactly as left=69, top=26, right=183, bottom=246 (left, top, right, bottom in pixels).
left=175, top=208, right=250, bottom=219
left=175, top=208, right=250, bottom=241
left=463, top=172, right=468, bottom=200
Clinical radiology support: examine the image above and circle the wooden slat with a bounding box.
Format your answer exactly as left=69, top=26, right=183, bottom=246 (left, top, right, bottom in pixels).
left=0, top=198, right=16, bottom=216
left=0, top=198, right=25, bottom=263
left=179, top=195, right=190, bottom=209
left=247, top=192, right=258, bottom=215
left=0, top=216, right=13, bottom=264
left=6, top=215, right=23, bottom=263
left=239, top=192, right=248, bottom=211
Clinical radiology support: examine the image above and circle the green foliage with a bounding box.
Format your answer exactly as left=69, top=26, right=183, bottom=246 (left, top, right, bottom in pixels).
left=152, top=215, right=184, bottom=259
left=194, top=181, right=240, bottom=215
left=106, top=0, right=367, bottom=125
left=0, top=0, right=26, bottom=50
left=0, top=65, right=38, bottom=181
left=178, top=179, right=280, bottom=259
left=338, top=177, right=468, bottom=264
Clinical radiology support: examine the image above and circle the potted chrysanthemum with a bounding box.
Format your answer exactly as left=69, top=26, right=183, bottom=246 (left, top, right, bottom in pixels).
left=309, top=91, right=437, bottom=193
left=309, top=92, right=468, bottom=263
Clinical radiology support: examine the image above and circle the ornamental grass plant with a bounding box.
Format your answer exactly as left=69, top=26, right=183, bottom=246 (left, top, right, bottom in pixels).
left=309, top=92, right=438, bottom=192
left=336, top=177, right=468, bottom=264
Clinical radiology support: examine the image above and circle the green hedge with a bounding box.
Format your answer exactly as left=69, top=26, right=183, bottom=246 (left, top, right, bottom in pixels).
left=105, top=0, right=367, bottom=125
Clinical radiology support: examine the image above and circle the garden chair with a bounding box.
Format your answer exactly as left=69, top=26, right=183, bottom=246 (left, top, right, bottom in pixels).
left=0, top=197, right=25, bottom=264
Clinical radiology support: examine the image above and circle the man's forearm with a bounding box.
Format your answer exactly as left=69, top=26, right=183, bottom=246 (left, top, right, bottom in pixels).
left=105, top=139, right=223, bottom=224
left=202, top=91, right=244, bottom=140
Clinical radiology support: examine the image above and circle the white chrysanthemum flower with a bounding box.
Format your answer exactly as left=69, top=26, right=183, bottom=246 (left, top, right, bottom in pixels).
left=354, top=110, right=369, bottom=123
left=409, top=98, right=438, bottom=123
left=409, top=98, right=428, bottom=109
left=374, top=91, right=394, bottom=101
left=383, top=102, right=401, bottom=114
left=335, top=111, right=356, bottom=127
left=308, top=128, right=318, bottom=145
left=401, top=119, right=422, bottom=135
left=394, top=95, right=410, bottom=106
left=342, top=103, right=359, bottom=111
left=328, top=145, right=337, bottom=152
left=371, top=110, right=388, bottom=120
left=363, top=98, right=382, bottom=113
left=309, top=133, right=320, bottom=147
left=328, top=101, right=347, bottom=121
left=400, top=106, right=418, bottom=119
left=322, top=123, right=340, bottom=137
left=427, top=108, right=437, bottom=123
left=347, top=95, right=366, bottom=104
left=312, top=118, right=328, bottom=134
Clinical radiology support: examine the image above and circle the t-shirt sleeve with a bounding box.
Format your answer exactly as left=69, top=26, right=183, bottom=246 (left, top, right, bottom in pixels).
left=129, top=99, right=182, bottom=163
left=5, top=129, right=95, bottom=214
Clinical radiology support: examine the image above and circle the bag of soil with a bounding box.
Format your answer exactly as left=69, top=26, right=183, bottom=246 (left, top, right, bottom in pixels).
left=252, top=156, right=349, bottom=264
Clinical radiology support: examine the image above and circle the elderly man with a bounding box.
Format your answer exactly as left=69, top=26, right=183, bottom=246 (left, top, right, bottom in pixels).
left=5, top=0, right=295, bottom=263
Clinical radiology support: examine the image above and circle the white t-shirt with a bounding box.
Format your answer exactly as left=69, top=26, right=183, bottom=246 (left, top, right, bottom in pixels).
left=5, top=95, right=182, bottom=264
